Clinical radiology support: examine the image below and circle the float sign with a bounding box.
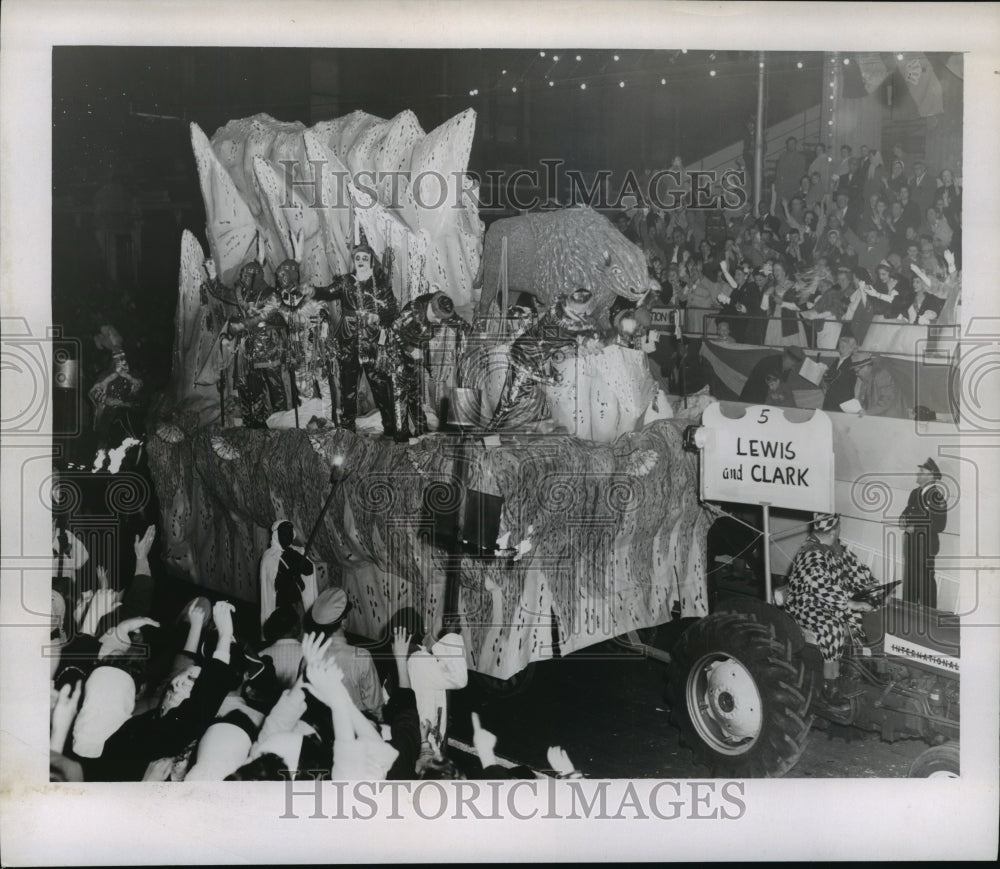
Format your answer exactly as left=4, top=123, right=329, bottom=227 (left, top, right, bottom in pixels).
left=699, top=402, right=834, bottom=513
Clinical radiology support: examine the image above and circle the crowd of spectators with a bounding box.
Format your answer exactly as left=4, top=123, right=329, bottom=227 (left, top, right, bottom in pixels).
left=615, top=140, right=962, bottom=352
left=49, top=518, right=580, bottom=783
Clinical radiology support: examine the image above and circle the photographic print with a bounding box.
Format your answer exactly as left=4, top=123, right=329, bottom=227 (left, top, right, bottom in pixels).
left=2, top=1, right=998, bottom=863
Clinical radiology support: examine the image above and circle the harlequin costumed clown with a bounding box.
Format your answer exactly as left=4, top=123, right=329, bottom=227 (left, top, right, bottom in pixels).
left=781, top=512, right=880, bottom=713
left=202, top=236, right=289, bottom=428
left=391, top=290, right=470, bottom=440
left=487, top=288, right=602, bottom=431
left=311, top=243, right=398, bottom=434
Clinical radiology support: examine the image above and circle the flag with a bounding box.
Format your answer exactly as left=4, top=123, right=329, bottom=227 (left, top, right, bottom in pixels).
left=857, top=53, right=891, bottom=94
left=897, top=53, right=944, bottom=117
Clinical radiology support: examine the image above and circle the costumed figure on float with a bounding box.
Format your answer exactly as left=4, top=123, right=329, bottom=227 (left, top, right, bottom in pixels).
left=271, top=232, right=338, bottom=428
left=392, top=289, right=471, bottom=440
left=311, top=243, right=398, bottom=434
left=199, top=235, right=290, bottom=428
left=88, top=327, right=144, bottom=450
left=487, top=288, right=602, bottom=431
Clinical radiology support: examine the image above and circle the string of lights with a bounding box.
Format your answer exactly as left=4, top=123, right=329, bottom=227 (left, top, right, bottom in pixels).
left=464, top=50, right=834, bottom=100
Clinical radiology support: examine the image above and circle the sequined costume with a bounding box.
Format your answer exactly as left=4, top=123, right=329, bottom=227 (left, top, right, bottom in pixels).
left=207, top=268, right=289, bottom=428
left=280, top=298, right=335, bottom=408
left=314, top=265, right=398, bottom=433
left=487, top=294, right=601, bottom=431
left=88, top=350, right=143, bottom=447
left=391, top=292, right=470, bottom=439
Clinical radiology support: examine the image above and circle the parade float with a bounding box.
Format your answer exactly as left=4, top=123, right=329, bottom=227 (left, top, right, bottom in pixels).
left=147, top=108, right=964, bottom=690
left=147, top=110, right=709, bottom=680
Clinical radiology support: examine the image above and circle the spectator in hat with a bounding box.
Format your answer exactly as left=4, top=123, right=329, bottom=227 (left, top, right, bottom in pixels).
left=304, top=587, right=382, bottom=719
left=816, top=226, right=857, bottom=274
left=851, top=352, right=904, bottom=417
left=781, top=512, right=881, bottom=713
left=899, top=458, right=948, bottom=608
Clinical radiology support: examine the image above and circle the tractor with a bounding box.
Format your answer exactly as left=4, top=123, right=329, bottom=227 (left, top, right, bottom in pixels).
left=661, top=589, right=960, bottom=778
left=647, top=408, right=961, bottom=778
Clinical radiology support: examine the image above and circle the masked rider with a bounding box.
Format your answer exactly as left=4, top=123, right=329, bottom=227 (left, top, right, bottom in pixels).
left=487, top=288, right=602, bottom=431
left=273, top=258, right=335, bottom=418
left=311, top=245, right=398, bottom=434
left=205, top=257, right=288, bottom=428
left=391, top=290, right=469, bottom=440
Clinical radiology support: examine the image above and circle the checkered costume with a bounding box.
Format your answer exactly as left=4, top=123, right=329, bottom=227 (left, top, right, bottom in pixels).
left=782, top=536, right=878, bottom=663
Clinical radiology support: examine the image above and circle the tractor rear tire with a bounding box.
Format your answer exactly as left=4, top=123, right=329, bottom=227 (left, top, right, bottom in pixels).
left=908, top=742, right=960, bottom=778
left=667, top=611, right=814, bottom=777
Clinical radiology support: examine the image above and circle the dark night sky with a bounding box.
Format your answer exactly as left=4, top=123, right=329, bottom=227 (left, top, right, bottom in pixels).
left=52, top=47, right=824, bottom=195
left=51, top=46, right=822, bottom=387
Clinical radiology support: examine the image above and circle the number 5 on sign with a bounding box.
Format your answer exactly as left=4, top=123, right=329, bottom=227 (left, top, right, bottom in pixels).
left=695, top=402, right=835, bottom=514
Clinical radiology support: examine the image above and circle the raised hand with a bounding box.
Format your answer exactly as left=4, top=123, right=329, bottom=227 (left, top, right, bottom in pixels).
left=142, top=757, right=175, bottom=782
left=471, top=712, right=498, bottom=767
left=391, top=627, right=411, bottom=660
left=185, top=597, right=209, bottom=625
left=212, top=600, right=235, bottom=640
left=303, top=657, right=347, bottom=708
left=99, top=616, right=160, bottom=657
left=301, top=631, right=334, bottom=671
left=546, top=745, right=576, bottom=776
left=50, top=680, right=82, bottom=748
left=134, top=524, right=156, bottom=561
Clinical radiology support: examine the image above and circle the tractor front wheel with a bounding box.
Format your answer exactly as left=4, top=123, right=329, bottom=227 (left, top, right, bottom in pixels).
left=667, top=611, right=814, bottom=777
